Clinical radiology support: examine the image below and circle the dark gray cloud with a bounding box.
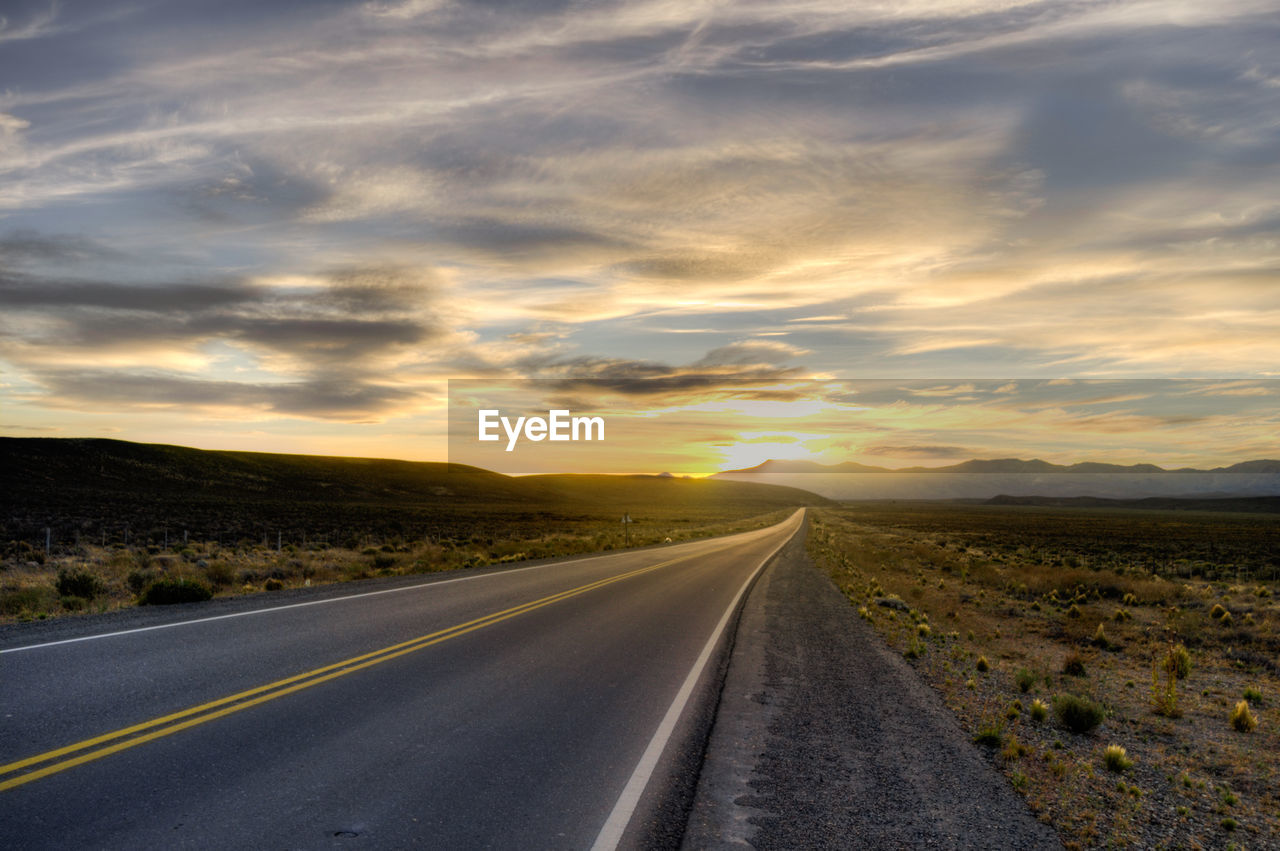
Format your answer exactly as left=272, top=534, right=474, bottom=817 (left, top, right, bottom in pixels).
left=862, top=443, right=970, bottom=458
left=0, top=271, right=422, bottom=318
left=35, top=369, right=421, bottom=420
left=615, top=253, right=774, bottom=283
left=0, top=231, right=125, bottom=266
left=193, top=316, right=438, bottom=361
left=0, top=275, right=260, bottom=312
left=431, top=218, right=631, bottom=258
left=695, top=340, right=805, bottom=367
left=180, top=160, right=332, bottom=224
left=320, top=267, right=438, bottom=312
left=491, top=351, right=808, bottom=400
left=127, top=310, right=431, bottom=365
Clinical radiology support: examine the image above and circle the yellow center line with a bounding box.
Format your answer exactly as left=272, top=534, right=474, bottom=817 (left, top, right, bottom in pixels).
left=4, top=555, right=677, bottom=775
left=0, top=547, right=713, bottom=793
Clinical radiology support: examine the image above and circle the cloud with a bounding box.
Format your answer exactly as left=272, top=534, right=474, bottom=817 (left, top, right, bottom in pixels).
left=0, top=230, right=125, bottom=266
left=517, top=355, right=801, bottom=391
left=272, top=266, right=441, bottom=313
left=0, top=111, right=29, bottom=137
left=361, top=0, right=448, bottom=21
left=1177, top=381, right=1274, bottom=398
left=0, top=3, right=58, bottom=43
left=0, top=258, right=454, bottom=420
left=694, top=340, right=809, bottom=367
left=301, top=167, right=441, bottom=223
left=197, top=316, right=439, bottom=363
left=443, top=340, right=819, bottom=415
left=0, top=423, right=59, bottom=432
left=0, top=276, right=259, bottom=312
left=862, top=443, right=970, bottom=458
left=430, top=218, right=631, bottom=263
left=906, top=383, right=979, bottom=398
left=32, top=370, right=422, bottom=421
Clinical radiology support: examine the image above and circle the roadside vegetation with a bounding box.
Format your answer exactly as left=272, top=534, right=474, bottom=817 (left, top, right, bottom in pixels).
left=808, top=503, right=1280, bottom=849
left=2, top=504, right=800, bottom=622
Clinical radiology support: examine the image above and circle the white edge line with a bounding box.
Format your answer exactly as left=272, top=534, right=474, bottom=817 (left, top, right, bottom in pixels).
left=0, top=545, right=651, bottom=655
left=589, top=508, right=804, bottom=851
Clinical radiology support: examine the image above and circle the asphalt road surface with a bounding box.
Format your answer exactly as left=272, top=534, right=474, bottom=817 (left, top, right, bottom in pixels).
left=1, top=510, right=803, bottom=849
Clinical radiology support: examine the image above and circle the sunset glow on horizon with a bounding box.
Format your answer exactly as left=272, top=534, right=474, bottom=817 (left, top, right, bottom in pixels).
left=446, top=379, right=1280, bottom=477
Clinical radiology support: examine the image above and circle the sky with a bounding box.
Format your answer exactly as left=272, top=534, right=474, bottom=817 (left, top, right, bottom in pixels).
left=1, top=0, right=1278, bottom=471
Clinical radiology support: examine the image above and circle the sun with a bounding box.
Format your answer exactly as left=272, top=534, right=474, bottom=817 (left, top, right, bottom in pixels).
left=717, top=439, right=819, bottom=471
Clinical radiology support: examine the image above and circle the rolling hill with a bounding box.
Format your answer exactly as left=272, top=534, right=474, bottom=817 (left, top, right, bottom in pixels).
left=0, top=438, right=829, bottom=546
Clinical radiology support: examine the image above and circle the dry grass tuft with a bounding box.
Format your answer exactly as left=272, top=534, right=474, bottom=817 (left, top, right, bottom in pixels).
left=1230, top=700, right=1258, bottom=733
left=1102, top=744, right=1133, bottom=773
left=1055, top=693, right=1105, bottom=734
left=1015, top=667, right=1037, bottom=693
left=1169, top=644, right=1192, bottom=680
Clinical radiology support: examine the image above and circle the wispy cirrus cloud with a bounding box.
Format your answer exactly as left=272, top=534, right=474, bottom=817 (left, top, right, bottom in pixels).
left=0, top=2, right=60, bottom=44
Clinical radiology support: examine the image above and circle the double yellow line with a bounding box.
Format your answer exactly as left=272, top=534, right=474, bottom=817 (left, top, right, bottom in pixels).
left=0, top=553, right=692, bottom=793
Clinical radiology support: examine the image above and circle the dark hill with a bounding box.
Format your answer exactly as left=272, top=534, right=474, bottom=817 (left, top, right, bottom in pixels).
left=0, top=438, right=828, bottom=546
left=1, top=437, right=545, bottom=505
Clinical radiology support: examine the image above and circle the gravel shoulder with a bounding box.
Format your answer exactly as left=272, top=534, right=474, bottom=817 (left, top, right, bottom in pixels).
left=684, top=520, right=1061, bottom=849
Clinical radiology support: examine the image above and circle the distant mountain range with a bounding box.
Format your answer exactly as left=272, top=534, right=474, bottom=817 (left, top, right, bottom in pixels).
left=713, top=457, right=1280, bottom=501
left=984, top=494, right=1280, bottom=513
left=719, top=458, right=1280, bottom=475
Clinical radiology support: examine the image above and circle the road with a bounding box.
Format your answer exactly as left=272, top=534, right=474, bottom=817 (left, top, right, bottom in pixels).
left=1, top=509, right=803, bottom=849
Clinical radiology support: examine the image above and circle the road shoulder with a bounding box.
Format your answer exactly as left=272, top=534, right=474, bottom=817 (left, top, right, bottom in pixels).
left=683, top=522, right=1062, bottom=849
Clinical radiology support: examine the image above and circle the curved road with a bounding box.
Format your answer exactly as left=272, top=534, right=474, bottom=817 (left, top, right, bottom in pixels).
left=1, top=510, right=803, bottom=849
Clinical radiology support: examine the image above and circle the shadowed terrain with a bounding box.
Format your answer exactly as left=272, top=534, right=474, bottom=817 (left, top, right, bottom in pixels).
left=0, top=438, right=829, bottom=621
left=0, top=437, right=829, bottom=547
